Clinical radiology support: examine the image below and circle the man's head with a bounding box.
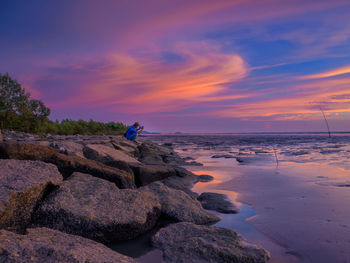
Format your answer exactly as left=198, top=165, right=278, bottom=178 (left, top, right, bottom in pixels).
left=133, top=122, right=140, bottom=129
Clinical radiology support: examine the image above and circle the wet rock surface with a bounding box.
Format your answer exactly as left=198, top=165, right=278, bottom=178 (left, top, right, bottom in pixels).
left=33, top=172, right=161, bottom=243
left=198, top=192, right=240, bottom=214
left=0, top=227, right=135, bottom=263
left=0, top=159, right=62, bottom=232
left=196, top=174, right=214, bottom=182
left=0, top=141, right=135, bottom=189
left=141, top=181, right=219, bottom=224
left=130, top=163, right=177, bottom=187
left=211, top=154, right=235, bottom=158
left=161, top=173, right=199, bottom=199
left=152, top=222, right=270, bottom=263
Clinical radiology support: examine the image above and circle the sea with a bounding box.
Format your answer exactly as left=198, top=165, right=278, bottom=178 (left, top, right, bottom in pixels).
left=140, top=133, right=350, bottom=263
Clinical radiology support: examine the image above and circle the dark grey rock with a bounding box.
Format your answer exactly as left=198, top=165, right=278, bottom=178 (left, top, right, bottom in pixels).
left=33, top=173, right=161, bottom=243
left=198, top=192, right=239, bottom=214
left=0, top=159, right=62, bottom=233
left=0, top=227, right=135, bottom=263
left=33, top=172, right=161, bottom=243
left=130, top=163, right=177, bottom=187
left=49, top=141, right=85, bottom=158
left=161, top=175, right=198, bottom=199
left=141, top=181, right=219, bottom=225
left=211, top=154, right=235, bottom=159
left=152, top=222, right=270, bottom=263
left=137, top=141, right=188, bottom=166
left=0, top=141, right=135, bottom=189
left=196, top=174, right=214, bottom=182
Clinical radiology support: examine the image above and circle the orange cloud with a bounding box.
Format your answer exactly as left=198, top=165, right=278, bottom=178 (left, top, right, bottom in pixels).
left=301, top=65, right=350, bottom=79
left=210, top=76, right=350, bottom=120
left=59, top=42, right=249, bottom=113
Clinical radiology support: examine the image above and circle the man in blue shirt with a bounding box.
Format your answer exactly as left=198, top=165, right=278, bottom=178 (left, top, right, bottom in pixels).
left=125, top=122, right=143, bottom=141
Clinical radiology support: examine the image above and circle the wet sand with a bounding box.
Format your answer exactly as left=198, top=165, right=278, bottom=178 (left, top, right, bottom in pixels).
left=188, top=153, right=350, bottom=263
left=221, top=163, right=350, bottom=263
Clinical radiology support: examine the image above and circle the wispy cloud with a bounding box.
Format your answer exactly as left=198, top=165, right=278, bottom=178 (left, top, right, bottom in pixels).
left=47, top=42, right=249, bottom=113
left=301, top=65, right=350, bottom=79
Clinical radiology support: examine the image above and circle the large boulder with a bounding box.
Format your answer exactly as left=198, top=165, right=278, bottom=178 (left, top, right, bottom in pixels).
left=0, top=159, right=62, bottom=233
left=32, top=172, right=161, bottom=243
left=83, top=143, right=179, bottom=186
left=0, top=142, right=135, bottom=189
left=130, top=163, right=177, bottom=187
left=137, top=141, right=187, bottom=166
left=141, top=181, right=219, bottom=225
left=161, top=174, right=198, bottom=199
left=152, top=222, right=270, bottom=263
left=49, top=141, right=85, bottom=158
left=83, top=143, right=141, bottom=165
left=111, top=138, right=139, bottom=156
left=197, top=192, right=240, bottom=214
left=0, top=227, right=135, bottom=263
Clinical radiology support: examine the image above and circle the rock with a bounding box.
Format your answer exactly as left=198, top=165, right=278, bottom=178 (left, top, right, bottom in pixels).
left=152, top=222, right=270, bottom=263
left=130, top=163, right=178, bottom=187
left=33, top=172, right=161, bottom=243
left=0, top=159, right=62, bottom=232
left=161, top=175, right=198, bottom=199
left=83, top=144, right=141, bottom=165
left=197, top=192, right=239, bottom=214
left=49, top=141, right=85, bottom=158
left=111, top=138, right=139, bottom=155
left=235, top=155, right=270, bottom=164
left=211, top=154, right=235, bottom=158
left=196, top=174, right=214, bottom=182
left=0, top=142, right=135, bottom=189
left=173, top=166, right=195, bottom=177
left=186, top=160, right=203, bottom=166
left=0, top=227, right=135, bottom=263
left=141, top=181, right=219, bottom=225
left=137, top=141, right=186, bottom=166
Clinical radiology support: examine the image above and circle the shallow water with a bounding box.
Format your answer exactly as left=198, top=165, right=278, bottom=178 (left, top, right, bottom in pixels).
left=145, top=133, right=350, bottom=263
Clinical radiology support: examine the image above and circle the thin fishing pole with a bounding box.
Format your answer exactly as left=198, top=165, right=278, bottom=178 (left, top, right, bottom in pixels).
left=320, top=107, right=331, bottom=138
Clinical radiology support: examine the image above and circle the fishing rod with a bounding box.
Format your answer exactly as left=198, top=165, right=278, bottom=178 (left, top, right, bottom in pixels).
left=319, top=107, right=331, bottom=138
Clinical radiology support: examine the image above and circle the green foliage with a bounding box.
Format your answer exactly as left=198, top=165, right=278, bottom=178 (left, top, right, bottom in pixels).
left=0, top=73, right=127, bottom=135
left=43, top=119, right=127, bottom=135
left=0, top=72, right=50, bottom=133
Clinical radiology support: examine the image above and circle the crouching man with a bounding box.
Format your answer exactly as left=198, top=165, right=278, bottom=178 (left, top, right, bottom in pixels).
left=125, top=122, right=144, bottom=141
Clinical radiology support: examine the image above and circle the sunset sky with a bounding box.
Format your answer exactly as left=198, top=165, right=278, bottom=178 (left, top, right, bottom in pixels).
left=1, top=0, right=350, bottom=132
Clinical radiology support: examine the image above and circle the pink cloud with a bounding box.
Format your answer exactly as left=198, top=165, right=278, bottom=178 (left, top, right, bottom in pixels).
left=49, top=42, right=249, bottom=113
left=209, top=76, right=350, bottom=120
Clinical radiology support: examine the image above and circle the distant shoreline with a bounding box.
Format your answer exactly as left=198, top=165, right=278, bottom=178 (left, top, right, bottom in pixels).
left=144, top=131, right=350, bottom=135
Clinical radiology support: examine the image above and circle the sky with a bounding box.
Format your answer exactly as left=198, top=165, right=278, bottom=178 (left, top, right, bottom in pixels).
left=1, top=0, right=350, bottom=133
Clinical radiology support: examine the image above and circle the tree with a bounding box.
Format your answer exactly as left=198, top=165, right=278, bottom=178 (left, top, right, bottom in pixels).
left=0, top=73, right=50, bottom=132
left=0, top=72, right=127, bottom=135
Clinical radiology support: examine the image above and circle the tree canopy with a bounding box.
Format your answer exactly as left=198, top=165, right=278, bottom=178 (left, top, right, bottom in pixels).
left=0, top=73, right=127, bottom=135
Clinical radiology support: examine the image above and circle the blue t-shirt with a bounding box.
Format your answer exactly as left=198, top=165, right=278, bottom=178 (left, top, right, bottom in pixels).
left=126, top=126, right=137, bottom=140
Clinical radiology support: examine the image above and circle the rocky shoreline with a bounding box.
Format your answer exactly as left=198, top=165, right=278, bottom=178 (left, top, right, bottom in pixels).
left=0, top=130, right=270, bottom=263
